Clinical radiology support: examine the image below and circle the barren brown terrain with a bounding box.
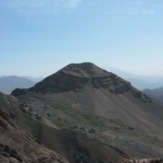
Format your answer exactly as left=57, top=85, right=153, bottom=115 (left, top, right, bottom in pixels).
left=1, top=63, right=163, bottom=162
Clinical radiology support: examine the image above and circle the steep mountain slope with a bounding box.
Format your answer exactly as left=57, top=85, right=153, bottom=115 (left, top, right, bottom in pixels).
left=0, top=93, right=127, bottom=163
left=0, top=76, right=36, bottom=94
left=11, top=62, right=163, bottom=162
left=0, top=93, right=69, bottom=163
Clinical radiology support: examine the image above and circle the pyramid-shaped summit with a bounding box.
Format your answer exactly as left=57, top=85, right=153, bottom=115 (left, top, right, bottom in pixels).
left=60, top=62, right=109, bottom=77
left=30, top=62, right=132, bottom=94
left=12, top=62, right=132, bottom=95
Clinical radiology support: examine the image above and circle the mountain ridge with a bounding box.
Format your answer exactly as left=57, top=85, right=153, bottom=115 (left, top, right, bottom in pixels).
left=8, top=62, right=163, bottom=162
left=12, top=62, right=136, bottom=96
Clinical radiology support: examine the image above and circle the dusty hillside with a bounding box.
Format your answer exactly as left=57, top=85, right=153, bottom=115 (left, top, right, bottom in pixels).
left=10, top=62, right=163, bottom=162
left=0, top=92, right=128, bottom=163
left=0, top=94, right=69, bottom=163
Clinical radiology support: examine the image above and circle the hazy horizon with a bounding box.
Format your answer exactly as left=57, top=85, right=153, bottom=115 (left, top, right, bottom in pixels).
left=1, top=0, right=163, bottom=77
left=1, top=64, right=163, bottom=80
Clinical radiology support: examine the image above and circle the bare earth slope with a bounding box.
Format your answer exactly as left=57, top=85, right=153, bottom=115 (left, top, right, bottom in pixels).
left=11, top=62, right=163, bottom=162
left=0, top=93, right=69, bottom=163
left=0, top=93, right=127, bottom=163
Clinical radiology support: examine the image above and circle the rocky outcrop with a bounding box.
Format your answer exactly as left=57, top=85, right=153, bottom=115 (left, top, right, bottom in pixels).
left=0, top=143, right=23, bottom=162
left=120, top=158, right=163, bottom=163
left=0, top=107, right=16, bottom=129
left=30, top=71, right=90, bottom=93
left=91, top=75, right=131, bottom=94
left=0, top=107, right=69, bottom=163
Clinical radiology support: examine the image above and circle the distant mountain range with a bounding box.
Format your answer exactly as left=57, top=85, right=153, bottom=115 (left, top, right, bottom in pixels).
left=127, top=78, right=163, bottom=91
left=1, top=66, right=163, bottom=95
left=0, top=76, right=43, bottom=94
left=103, top=65, right=163, bottom=90
left=143, top=87, right=163, bottom=105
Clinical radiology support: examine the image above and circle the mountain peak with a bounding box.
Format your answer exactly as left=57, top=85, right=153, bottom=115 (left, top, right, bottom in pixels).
left=12, top=62, right=133, bottom=95
left=60, top=62, right=108, bottom=78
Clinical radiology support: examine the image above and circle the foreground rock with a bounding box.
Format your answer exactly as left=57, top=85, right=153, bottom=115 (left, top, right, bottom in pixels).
left=0, top=107, right=69, bottom=163
left=120, top=158, right=163, bottom=163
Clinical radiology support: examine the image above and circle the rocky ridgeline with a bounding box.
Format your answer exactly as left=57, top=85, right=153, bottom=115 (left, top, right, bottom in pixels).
left=12, top=63, right=152, bottom=104
left=0, top=107, right=69, bottom=163
left=30, top=63, right=133, bottom=94
left=0, top=143, right=23, bottom=162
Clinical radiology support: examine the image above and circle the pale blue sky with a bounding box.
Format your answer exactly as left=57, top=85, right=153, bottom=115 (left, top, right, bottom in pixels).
left=0, top=0, right=163, bottom=77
